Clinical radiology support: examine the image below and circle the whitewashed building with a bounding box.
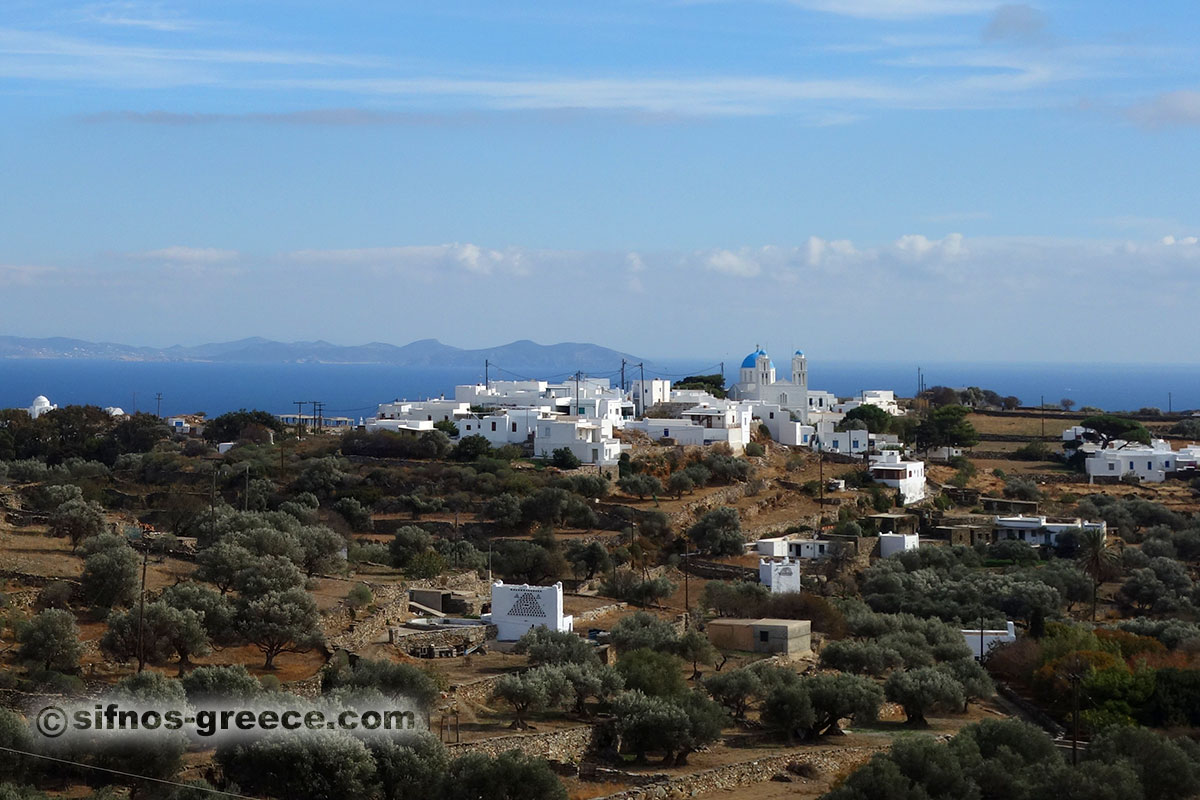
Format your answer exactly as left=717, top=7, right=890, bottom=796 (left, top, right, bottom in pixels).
left=869, top=451, right=927, bottom=505
left=879, top=533, right=920, bottom=557
left=488, top=581, right=574, bottom=641
left=533, top=417, right=626, bottom=466
left=961, top=621, right=1017, bottom=660
left=630, top=378, right=671, bottom=413
left=1085, top=440, right=1198, bottom=483
left=623, top=418, right=708, bottom=447
left=993, top=515, right=1106, bottom=547
left=363, top=418, right=435, bottom=435
left=458, top=408, right=548, bottom=446
left=27, top=396, right=56, bottom=419
left=759, top=558, right=803, bottom=593
left=730, top=349, right=809, bottom=416
left=787, top=539, right=835, bottom=560
left=376, top=399, right=473, bottom=425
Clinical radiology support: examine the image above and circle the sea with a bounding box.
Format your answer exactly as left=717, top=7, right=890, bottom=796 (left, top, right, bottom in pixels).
left=0, top=359, right=1197, bottom=418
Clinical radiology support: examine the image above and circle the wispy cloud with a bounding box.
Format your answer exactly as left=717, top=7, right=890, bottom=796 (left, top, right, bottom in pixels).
left=136, top=246, right=239, bottom=263
left=1124, top=90, right=1200, bottom=127
left=786, top=0, right=994, bottom=19
left=982, top=4, right=1049, bottom=43
left=80, top=2, right=199, bottom=33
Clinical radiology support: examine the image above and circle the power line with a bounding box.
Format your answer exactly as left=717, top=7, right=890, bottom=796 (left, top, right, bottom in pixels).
left=0, top=744, right=257, bottom=799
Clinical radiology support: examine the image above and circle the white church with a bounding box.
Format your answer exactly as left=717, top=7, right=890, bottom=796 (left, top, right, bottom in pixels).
left=731, top=347, right=807, bottom=405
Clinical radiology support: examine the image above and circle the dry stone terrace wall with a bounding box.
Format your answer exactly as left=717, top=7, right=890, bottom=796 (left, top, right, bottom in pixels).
left=447, top=725, right=597, bottom=763
left=592, top=745, right=884, bottom=800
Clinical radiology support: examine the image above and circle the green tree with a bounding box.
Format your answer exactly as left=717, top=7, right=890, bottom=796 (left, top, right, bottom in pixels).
left=885, top=667, right=965, bottom=726
left=619, top=474, right=662, bottom=500
left=838, top=405, right=893, bottom=434
left=181, top=665, right=263, bottom=702
left=78, top=533, right=139, bottom=609
left=565, top=540, right=612, bottom=580
left=237, top=587, right=324, bottom=669
left=806, top=672, right=883, bottom=736
left=294, top=525, right=346, bottom=576
left=762, top=684, right=816, bottom=744
left=1079, top=415, right=1152, bottom=447
left=443, top=750, right=566, bottom=800
left=610, top=611, right=679, bottom=652
left=161, top=582, right=237, bottom=645
left=204, top=409, right=284, bottom=443
left=17, top=609, right=82, bottom=672
left=616, top=649, right=687, bottom=698
left=491, top=667, right=573, bottom=729
left=703, top=668, right=763, bottom=720
left=916, top=405, right=979, bottom=451
left=389, top=526, right=433, bottom=569
left=217, top=732, right=377, bottom=800
left=675, top=629, right=718, bottom=679
left=515, top=627, right=600, bottom=667
left=549, top=447, right=581, bottom=469
left=1077, top=527, right=1120, bottom=621
left=452, top=434, right=492, bottom=462
left=370, top=734, right=448, bottom=800
left=49, top=498, right=106, bottom=552
left=688, top=507, right=743, bottom=556
left=667, top=471, right=695, bottom=498
left=101, top=601, right=210, bottom=674
left=194, top=541, right=255, bottom=595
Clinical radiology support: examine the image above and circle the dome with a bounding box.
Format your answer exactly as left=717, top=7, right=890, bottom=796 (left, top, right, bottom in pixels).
left=31, top=395, right=50, bottom=407
left=741, top=349, right=769, bottom=368
left=794, top=350, right=804, bottom=356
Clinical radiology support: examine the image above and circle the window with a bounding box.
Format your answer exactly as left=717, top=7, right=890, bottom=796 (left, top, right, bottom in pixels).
left=512, top=422, right=517, bottom=432
left=491, top=422, right=497, bottom=432
left=1148, top=461, right=1153, bottom=470
left=769, top=412, right=774, bottom=419
left=759, top=630, right=770, bottom=643
left=1109, top=462, right=1116, bottom=471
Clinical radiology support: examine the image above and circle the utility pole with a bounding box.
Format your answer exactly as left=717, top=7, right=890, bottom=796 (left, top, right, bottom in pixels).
left=620, top=359, right=626, bottom=394
left=1040, top=395, right=1045, bottom=440
left=638, top=362, right=646, bottom=417
left=244, top=463, right=251, bottom=511
left=293, top=400, right=307, bottom=438
left=136, top=542, right=148, bottom=673
left=209, top=468, right=217, bottom=546
left=155, top=392, right=163, bottom=418
left=1169, top=392, right=1173, bottom=414
left=574, top=372, right=582, bottom=416
left=132, top=391, right=137, bottom=414
left=1069, top=672, right=1081, bottom=765
left=313, top=401, right=324, bottom=434
left=485, top=359, right=490, bottom=391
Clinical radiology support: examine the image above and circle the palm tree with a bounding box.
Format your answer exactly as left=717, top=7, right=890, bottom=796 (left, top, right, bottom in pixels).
left=1076, top=528, right=1120, bottom=621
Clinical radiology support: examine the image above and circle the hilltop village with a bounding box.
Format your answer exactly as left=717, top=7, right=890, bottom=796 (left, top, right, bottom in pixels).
left=3, top=348, right=1200, bottom=799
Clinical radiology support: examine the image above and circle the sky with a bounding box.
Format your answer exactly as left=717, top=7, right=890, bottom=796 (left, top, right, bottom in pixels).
left=1, top=1, right=1199, bottom=363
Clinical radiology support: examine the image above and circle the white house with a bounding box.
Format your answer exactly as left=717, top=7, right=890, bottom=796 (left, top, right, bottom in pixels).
left=879, top=533, right=920, bottom=557
left=458, top=408, right=548, bottom=446
left=1085, top=439, right=1198, bottom=483
left=759, top=558, right=803, bottom=593
left=992, top=515, right=1106, bottom=547
left=623, top=418, right=708, bottom=447
left=630, top=378, right=671, bottom=413
left=748, top=402, right=815, bottom=447
left=755, top=536, right=793, bottom=557
left=27, top=396, right=56, bottom=419
left=678, top=400, right=754, bottom=452
left=488, top=581, right=573, bottom=641
left=787, top=539, right=834, bottom=560
left=533, top=417, right=626, bottom=465
left=167, top=417, right=191, bottom=435
left=869, top=451, right=927, bottom=505
left=376, top=399, right=473, bottom=425
left=961, top=621, right=1017, bottom=660
left=363, top=418, right=436, bottom=435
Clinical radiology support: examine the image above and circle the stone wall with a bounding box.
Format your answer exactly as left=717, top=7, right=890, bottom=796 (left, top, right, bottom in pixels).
left=452, top=674, right=508, bottom=706
left=447, top=725, right=597, bottom=764
left=389, top=624, right=496, bottom=656
left=591, top=745, right=883, bottom=800
left=573, top=602, right=629, bottom=623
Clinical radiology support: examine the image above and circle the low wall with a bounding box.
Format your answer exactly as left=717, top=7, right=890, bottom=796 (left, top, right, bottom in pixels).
left=592, top=745, right=883, bottom=800
left=453, top=674, right=508, bottom=706
left=447, top=725, right=597, bottom=764
left=390, top=624, right=496, bottom=655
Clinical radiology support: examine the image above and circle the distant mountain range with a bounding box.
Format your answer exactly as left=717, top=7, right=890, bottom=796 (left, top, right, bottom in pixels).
left=0, top=335, right=643, bottom=372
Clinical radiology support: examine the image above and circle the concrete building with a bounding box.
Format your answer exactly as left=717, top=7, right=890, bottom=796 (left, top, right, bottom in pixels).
left=488, top=581, right=573, bottom=641
left=706, top=618, right=811, bottom=655
left=755, top=536, right=793, bottom=558
left=458, top=408, right=548, bottom=446
left=788, top=539, right=835, bottom=560
left=376, top=399, right=473, bottom=425
left=992, top=515, right=1106, bottom=547
left=630, top=378, right=671, bottom=414
left=961, top=621, right=1017, bottom=660
left=533, top=417, right=626, bottom=466
left=1085, top=440, right=1199, bottom=483
left=363, top=418, right=435, bottom=436
left=879, top=533, right=920, bottom=557
left=869, top=451, right=927, bottom=505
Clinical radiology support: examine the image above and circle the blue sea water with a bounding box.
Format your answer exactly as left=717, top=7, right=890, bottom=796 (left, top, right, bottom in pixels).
left=0, top=359, right=1196, bottom=417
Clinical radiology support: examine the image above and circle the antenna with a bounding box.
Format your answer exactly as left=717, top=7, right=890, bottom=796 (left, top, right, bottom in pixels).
left=293, top=400, right=307, bottom=438
left=155, top=392, right=163, bottom=418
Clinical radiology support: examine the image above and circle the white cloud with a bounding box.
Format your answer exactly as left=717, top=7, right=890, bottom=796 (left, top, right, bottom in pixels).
left=704, top=249, right=761, bottom=277
left=0, top=264, right=59, bottom=286
left=285, top=244, right=531, bottom=277
left=81, top=2, right=199, bottom=33
left=137, top=246, right=239, bottom=263
left=1162, top=235, right=1199, bottom=246
left=893, top=232, right=966, bottom=259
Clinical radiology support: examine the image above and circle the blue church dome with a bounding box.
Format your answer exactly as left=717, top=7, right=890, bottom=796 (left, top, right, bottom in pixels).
left=741, top=349, right=769, bottom=368
left=795, top=350, right=804, bottom=356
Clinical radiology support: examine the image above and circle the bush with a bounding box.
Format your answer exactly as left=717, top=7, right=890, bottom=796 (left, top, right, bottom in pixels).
left=745, top=442, right=765, bottom=458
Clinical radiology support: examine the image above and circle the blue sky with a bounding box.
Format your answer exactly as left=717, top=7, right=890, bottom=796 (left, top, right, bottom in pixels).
left=1, top=1, right=1199, bottom=362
